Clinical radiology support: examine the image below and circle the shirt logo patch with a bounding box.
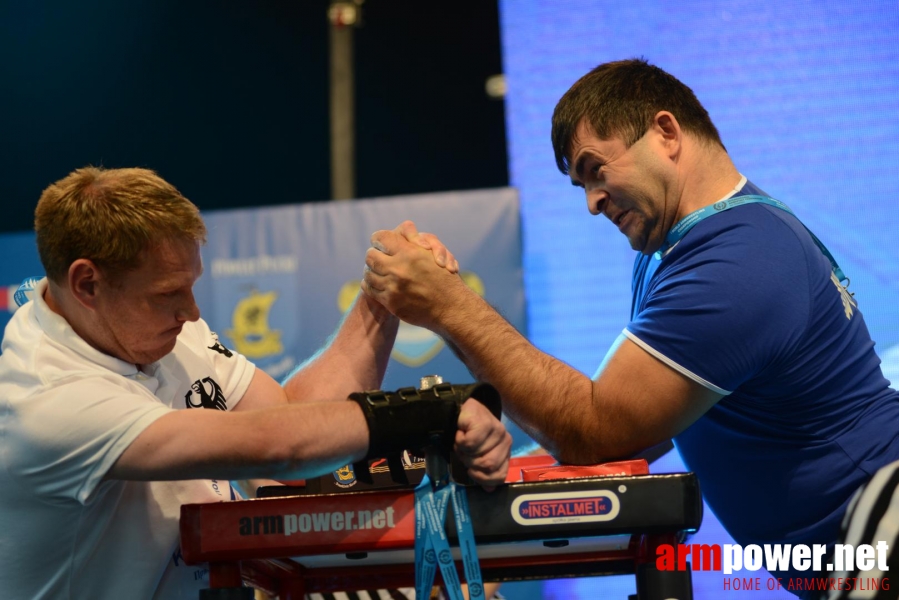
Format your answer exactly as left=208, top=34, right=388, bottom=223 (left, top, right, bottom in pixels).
left=206, top=337, right=234, bottom=358
left=185, top=377, right=227, bottom=410
left=830, top=272, right=856, bottom=320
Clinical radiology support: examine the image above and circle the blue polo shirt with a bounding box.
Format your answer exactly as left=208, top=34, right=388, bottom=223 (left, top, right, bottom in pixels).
left=625, top=181, right=899, bottom=580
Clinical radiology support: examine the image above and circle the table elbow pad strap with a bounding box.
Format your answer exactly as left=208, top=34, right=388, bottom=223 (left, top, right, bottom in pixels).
left=349, top=381, right=501, bottom=459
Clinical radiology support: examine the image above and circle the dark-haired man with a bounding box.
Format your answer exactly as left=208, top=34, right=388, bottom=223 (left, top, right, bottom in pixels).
left=361, top=59, right=899, bottom=594
left=0, top=166, right=511, bottom=598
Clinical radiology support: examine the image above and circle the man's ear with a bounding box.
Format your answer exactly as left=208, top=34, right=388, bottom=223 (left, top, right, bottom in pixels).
left=652, top=110, right=682, bottom=159
left=68, top=259, right=102, bottom=310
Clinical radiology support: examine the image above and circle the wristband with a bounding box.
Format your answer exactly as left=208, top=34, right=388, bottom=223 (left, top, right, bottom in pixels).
left=349, top=381, right=501, bottom=460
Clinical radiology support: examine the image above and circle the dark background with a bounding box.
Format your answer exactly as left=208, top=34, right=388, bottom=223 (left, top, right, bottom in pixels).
left=0, top=0, right=507, bottom=233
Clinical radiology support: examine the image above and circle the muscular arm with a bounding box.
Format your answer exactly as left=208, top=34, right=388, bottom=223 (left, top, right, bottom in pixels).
left=237, top=229, right=457, bottom=411
left=105, top=309, right=384, bottom=482
left=363, top=224, right=722, bottom=464
left=281, top=294, right=398, bottom=402
left=109, top=400, right=370, bottom=481
left=108, top=292, right=508, bottom=483
left=109, top=386, right=509, bottom=484
left=233, top=294, right=399, bottom=412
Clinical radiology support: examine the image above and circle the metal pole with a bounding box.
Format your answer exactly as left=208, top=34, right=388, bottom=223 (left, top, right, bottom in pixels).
left=327, top=2, right=359, bottom=201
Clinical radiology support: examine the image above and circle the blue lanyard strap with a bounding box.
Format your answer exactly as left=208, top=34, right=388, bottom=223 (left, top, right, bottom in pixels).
left=414, top=474, right=485, bottom=600
left=655, top=194, right=849, bottom=287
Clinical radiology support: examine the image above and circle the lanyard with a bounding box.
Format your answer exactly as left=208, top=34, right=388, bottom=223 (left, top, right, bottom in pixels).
left=655, top=194, right=849, bottom=287
left=414, top=474, right=485, bottom=600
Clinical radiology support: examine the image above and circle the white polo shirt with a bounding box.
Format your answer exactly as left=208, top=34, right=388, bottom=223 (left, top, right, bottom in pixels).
left=0, top=279, right=255, bottom=599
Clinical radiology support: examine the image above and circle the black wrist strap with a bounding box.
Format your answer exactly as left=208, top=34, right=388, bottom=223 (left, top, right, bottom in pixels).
left=348, top=381, right=501, bottom=464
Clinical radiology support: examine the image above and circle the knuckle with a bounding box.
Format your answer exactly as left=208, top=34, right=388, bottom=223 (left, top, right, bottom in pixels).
left=476, top=453, right=499, bottom=473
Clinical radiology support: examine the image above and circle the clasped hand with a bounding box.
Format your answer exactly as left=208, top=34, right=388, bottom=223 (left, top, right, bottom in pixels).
left=362, top=220, right=464, bottom=329
left=363, top=221, right=511, bottom=489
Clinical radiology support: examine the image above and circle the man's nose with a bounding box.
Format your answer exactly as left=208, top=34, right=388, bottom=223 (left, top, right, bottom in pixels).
left=586, top=187, right=605, bottom=216
left=177, top=291, right=201, bottom=323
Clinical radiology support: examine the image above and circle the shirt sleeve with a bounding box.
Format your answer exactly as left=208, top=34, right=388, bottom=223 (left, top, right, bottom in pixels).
left=5, top=377, right=174, bottom=503
left=181, top=318, right=256, bottom=411
left=625, top=208, right=813, bottom=394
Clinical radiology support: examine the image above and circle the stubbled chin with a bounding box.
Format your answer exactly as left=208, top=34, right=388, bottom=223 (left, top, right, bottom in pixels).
left=137, top=339, right=178, bottom=365
left=158, top=338, right=179, bottom=358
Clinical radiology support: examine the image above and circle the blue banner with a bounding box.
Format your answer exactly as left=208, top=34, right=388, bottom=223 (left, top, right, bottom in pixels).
left=195, top=188, right=523, bottom=384
left=193, top=188, right=530, bottom=447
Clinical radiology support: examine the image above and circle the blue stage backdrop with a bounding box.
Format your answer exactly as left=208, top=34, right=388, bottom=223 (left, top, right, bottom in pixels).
left=499, top=0, right=899, bottom=598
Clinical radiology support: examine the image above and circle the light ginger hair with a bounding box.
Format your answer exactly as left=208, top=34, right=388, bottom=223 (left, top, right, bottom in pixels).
left=35, top=166, right=207, bottom=283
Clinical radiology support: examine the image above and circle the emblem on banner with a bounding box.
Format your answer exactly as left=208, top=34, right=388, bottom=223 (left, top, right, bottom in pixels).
left=337, top=272, right=486, bottom=367
left=225, top=289, right=284, bottom=358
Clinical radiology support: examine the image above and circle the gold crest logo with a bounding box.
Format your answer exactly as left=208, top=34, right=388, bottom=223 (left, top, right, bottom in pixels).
left=226, top=289, right=283, bottom=358
left=333, top=463, right=358, bottom=488
left=335, top=464, right=355, bottom=482
left=337, top=272, right=485, bottom=367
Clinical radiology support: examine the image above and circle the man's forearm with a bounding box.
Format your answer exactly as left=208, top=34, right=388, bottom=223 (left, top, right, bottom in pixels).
left=435, top=283, right=601, bottom=463
left=438, top=288, right=718, bottom=464
left=282, top=293, right=399, bottom=403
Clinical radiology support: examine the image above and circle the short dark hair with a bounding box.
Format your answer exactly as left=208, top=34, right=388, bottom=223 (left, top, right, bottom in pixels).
left=35, top=166, right=207, bottom=283
left=551, top=58, right=725, bottom=174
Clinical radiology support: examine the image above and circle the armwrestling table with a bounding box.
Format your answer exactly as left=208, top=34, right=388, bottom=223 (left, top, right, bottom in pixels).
left=180, top=456, right=702, bottom=600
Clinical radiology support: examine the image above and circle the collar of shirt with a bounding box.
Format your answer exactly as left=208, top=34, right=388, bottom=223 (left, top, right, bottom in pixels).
left=30, top=277, right=155, bottom=379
